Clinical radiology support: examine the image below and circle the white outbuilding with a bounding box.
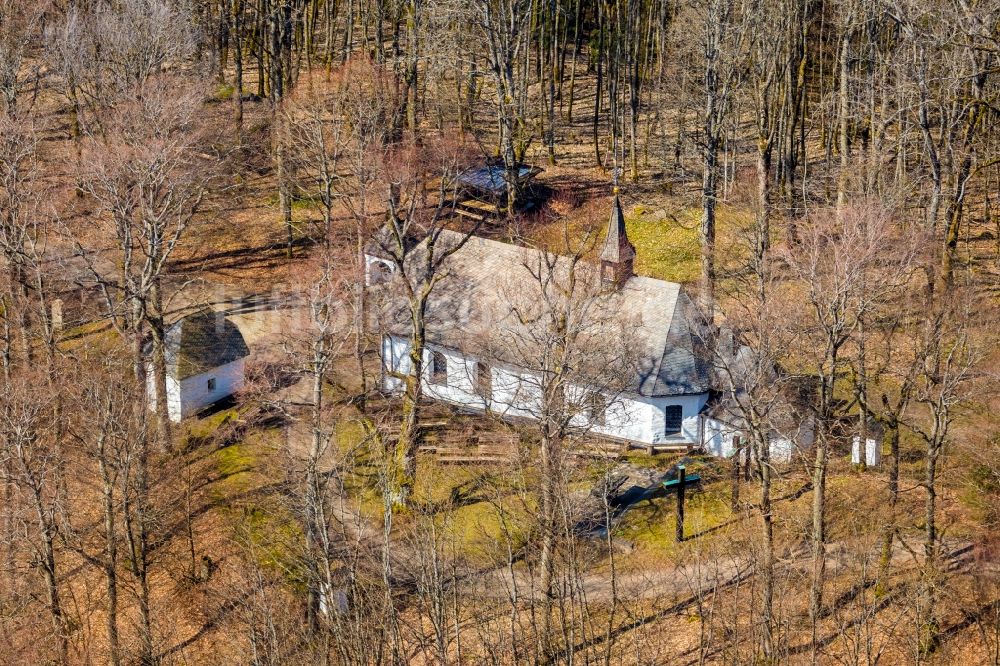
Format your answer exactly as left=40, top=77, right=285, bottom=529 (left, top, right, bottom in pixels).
left=148, top=309, right=250, bottom=422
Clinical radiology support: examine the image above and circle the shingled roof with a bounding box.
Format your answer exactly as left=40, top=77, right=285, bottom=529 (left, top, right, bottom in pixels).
left=599, top=195, right=636, bottom=264
left=374, top=230, right=711, bottom=397
left=164, top=310, right=250, bottom=380
left=457, top=164, right=539, bottom=196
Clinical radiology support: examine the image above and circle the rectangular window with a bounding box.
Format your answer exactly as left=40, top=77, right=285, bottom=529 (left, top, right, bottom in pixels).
left=475, top=361, right=491, bottom=398
left=664, top=405, right=683, bottom=435
left=430, top=350, right=448, bottom=385
left=207, top=377, right=217, bottom=392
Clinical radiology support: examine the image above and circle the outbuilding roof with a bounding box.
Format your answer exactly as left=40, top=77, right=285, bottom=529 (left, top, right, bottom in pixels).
left=373, top=230, right=711, bottom=397
left=457, top=165, right=539, bottom=195
left=163, top=309, right=250, bottom=380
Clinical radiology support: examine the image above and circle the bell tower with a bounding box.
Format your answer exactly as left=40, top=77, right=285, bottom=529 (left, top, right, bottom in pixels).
left=599, top=190, right=636, bottom=287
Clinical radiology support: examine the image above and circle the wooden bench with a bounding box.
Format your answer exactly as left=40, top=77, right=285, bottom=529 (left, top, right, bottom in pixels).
left=455, top=206, right=487, bottom=222
left=459, top=198, right=502, bottom=212
left=478, top=444, right=516, bottom=458
left=439, top=456, right=510, bottom=464
left=427, top=444, right=514, bottom=464
left=455, top=198, right=503, bottom=221
left=571, top=444, right=623, bottom=459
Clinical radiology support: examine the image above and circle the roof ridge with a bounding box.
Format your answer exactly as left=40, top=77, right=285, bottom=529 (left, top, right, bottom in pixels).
left=438, top=229, right=683, bottom=290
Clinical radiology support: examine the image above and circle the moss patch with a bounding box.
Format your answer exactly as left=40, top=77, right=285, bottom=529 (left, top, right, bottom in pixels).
left=626, top=209, right=702, bottom=284
left=405, top=459, right=536, bottom=562
left=625, top=204, right=751, bottom=285
left=444, top=495, right=533, bottom=560
left=335, top=418, right=368, bottom=455
left=186, top=408, right=240, bottom=445
left=614, top=481, right=733, bottom=557
left=234, top=505, right=305, bottom=586
left=209, top=429, right=306, bottom=586
left=213, top=442, right=256, bottom=490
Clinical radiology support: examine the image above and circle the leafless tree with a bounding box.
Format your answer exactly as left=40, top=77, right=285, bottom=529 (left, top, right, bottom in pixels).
left=0, top=111, right=43, bottom=376
left=0, top=0, right=48, bottom=116
left=780, top=202, right=916, bottom=660
left=46, top=0, right=201, bottom=140
left=366, top=137, right=475, bottom=505
left=473, top=0, right=533, bottom=208
left=61, top=352, right=151, bottom=666
left=691, top=0, right=745, bottom=317
left=282, top=61, right=402, bottom=395
left=75, top=76, right=212, bottom=443
left=906, top=293, right=979, bottom=655
left=0, top=368, right=69, bottom=664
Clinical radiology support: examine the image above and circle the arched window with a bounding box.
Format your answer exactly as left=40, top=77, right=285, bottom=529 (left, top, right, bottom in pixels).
left=430, top=351, right=448, bottom=385
left=368, top=259, right=393, bottom=285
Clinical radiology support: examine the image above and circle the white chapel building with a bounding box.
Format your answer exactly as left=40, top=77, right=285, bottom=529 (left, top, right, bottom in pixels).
left=365, top=198, right=736, bottom=450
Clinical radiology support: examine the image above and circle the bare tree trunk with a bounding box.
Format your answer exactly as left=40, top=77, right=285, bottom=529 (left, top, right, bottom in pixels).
left=699, top=0, right=731, bottom=320
left=393, top=300, right=426, bottom=505
left=592, top=9, right=604, bottom=169
left=538, top=428, right=558, bottom=661
left=730, top=438, right=741, bottom=511
left=700, top=136, right=718, bottom=318
left=123, top=444, right=155, bottom=666
left=404, top=0, right=418, bottom=132
left=29, top=487, right=68, bottom=664
left=305, top=355, right=326, bottom=631
left=276, top=125, right=294, bottom=259
left=876, top=420, right=900, bottom=590
left=836, top=29, right=850, bottom=216
left=565, top=0, right=580, bottom=124
left=98, top=435, right=122, bottom=666
left=233, top=0, right=245, bottom=132
left=149, top=281, right=171, bottom=448
left=917, top=54, right=941, bottom=233
left=921, top=434, right=942, bottom=656
left=810, top=429, right=828, bottom=664
left=758, top=431, right=775, bottom=659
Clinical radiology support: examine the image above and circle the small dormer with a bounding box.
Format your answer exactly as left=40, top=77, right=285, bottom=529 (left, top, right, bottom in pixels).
left=364, top=225, right=413, bottom=286
left=365, top=254, right=396, bottom=286
left=599, top=192, right=636, bottom=287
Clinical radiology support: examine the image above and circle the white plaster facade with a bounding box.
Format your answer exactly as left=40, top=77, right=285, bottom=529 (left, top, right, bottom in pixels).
left=381, top=334, right=708, bottom=447
left=148, top=357, right=246, bottom=422
left=851, top=435, right=881, bottom=467
left=702, top=415, right=814, bottom=463
left=382, top=332, right=816, bottom=459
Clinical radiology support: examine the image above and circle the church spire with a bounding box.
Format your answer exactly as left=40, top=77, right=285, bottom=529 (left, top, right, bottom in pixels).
left=600, top=189, right=635, bottom=286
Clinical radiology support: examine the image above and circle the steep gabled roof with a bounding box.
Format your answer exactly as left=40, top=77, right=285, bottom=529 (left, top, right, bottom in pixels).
left=373, top=230, right=711, bottom=397
left=163, top=310, right=250, bottom=380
